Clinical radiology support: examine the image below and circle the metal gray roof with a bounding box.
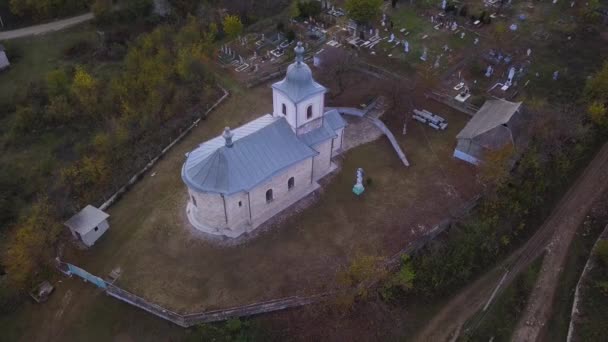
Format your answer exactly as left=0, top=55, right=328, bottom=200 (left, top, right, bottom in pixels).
left=457, top=99, right=522, bottom=139
left=299, top=110, right=346, bottom=146
left=324, top=109, right=347, bottom=130
left=64, top=205, right=109, bottom=234
left=299, top=119, right=337, bottom=146
left=272, top=42, right=326, bottom=103
left=182, top=117, right=318, bottom=195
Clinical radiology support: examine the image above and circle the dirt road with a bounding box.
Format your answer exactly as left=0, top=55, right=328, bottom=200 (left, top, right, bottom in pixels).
left=512, top=144, right=608, bottom=341
left=415, top=142, right=608, bottom=342
left=0, top=13, right=93, bottom=41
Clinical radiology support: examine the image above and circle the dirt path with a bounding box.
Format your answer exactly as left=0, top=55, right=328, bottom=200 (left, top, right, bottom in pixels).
left=415, top=142, right=608, bottom=342
left=0, top=13, right=93, bottom=40
left=512, top=144, right=608, bottom=341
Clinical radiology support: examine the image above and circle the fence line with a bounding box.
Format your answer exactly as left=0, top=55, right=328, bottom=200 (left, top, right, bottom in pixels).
left=99, top=86, right=229, bottom=211
left=426, top=91, right=479, bottom=117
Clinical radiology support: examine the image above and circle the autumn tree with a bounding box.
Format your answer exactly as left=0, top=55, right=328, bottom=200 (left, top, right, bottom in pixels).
left=479, top=144, right=515, bottom=190
left=3, top=198, right=62, bottom=289
left=46, top=69, right=70, bottom=97
left=61, top=156, right=111, bottom=206
left=588, top=102, right=608, bottom=129
left=222, top=15, right=243, bottom=40
left=345, top=0, right=383, bottom=24
left=584, top=61, right=608, bottom=130
left=71, top=66, right=99, bottom=117
left=317, top=47, right=354, bottom=97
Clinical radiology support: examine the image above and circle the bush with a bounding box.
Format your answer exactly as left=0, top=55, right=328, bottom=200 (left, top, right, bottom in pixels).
left=297, top=1, right=322, bottom=18
left=63, top=40, right=94, bottom=59
left=596, top=240, right=608, bottom=267
left=10, top=105, right=37, bottom=135
left=596, top=280, right=608, bottom=296
left=285, top=30, right=296, bottom=42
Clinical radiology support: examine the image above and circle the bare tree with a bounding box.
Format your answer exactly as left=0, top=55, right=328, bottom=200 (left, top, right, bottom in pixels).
left=317, top=47, right=355, bottom=98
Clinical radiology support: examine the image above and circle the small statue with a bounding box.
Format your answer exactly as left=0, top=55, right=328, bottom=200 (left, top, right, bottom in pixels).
left=352, top=168, right=365, bottom=196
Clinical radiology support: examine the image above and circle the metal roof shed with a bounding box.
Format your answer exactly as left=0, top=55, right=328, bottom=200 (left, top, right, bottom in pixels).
left=454, top=99, right=523, bottom=165
left=64, top=205, right=110, bottom=247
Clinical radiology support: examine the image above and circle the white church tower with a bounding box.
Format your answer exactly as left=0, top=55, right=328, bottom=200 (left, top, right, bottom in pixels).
left=272, top=42, right=327, bottom=134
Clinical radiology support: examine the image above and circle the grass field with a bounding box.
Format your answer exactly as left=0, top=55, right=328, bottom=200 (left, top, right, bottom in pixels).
left=59, top=69, right=479, bottom=314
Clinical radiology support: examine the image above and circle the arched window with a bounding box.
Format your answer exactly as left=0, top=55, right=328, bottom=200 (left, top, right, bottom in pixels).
left=288, top=177, right=295, bottom=190
left=306, top=105, right=313, bottom=119
left=191, top=195, right=197, bottom=207
left=266, top=189, right=273, bottom=203
left=282, top=103, right=287, bottom=115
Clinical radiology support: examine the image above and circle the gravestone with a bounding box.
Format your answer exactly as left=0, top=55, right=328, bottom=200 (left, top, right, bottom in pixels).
left=404, top=40, right=409, bottom=53
left=420, top=47, right=428, bottom=61
left=485, top=65, right=494, bottom=77
left=553, top=70, right=559, bottom=80
left=434, top=55, right=441, bottom=68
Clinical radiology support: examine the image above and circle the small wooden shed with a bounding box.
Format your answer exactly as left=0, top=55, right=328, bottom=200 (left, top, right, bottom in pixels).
left=64, top=205, right=110, bottom=247
left=0, top=44, right=10, bottom=71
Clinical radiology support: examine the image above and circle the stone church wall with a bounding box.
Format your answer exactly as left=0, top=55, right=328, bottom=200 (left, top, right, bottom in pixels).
left=312, top=139, right=333, bottom=180
left=249, top=157, right=313, bottom=221
left=332, top=128, right=344, bottom=152
left=225, top=191, right=251, bottom=228
left=189, top=190, right=227, bottom=229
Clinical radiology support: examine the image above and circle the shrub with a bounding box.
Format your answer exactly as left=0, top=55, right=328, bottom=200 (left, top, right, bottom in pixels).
left=297, top=1, right=322, bottom=18
left=596, top=240, right=608, bottom=267
left=285, top=30, right=296, bottom=42
left=63, top=40, right=94, bottom=59
left=596, top=280, right=608, bottom=296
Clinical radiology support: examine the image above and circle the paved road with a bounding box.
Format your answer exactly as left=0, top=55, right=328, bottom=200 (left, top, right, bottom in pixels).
left=0, top=12, right=93, bottom=41
left=415, top=142, right=608, bottom=342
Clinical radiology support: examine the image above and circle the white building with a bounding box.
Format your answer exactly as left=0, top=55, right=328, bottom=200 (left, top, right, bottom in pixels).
left=0, top=45, right=10, bottom=71
left=64, top=205, right=110, bottom=247
left=182, top=42, right=346, bottom=238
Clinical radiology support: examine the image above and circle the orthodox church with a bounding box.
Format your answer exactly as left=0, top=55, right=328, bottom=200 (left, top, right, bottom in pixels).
left=181, top=42, right=347, bottom=237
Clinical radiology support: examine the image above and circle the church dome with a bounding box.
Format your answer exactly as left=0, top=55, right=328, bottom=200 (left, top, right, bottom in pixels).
left=272, top=42, right=326, bottom=103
